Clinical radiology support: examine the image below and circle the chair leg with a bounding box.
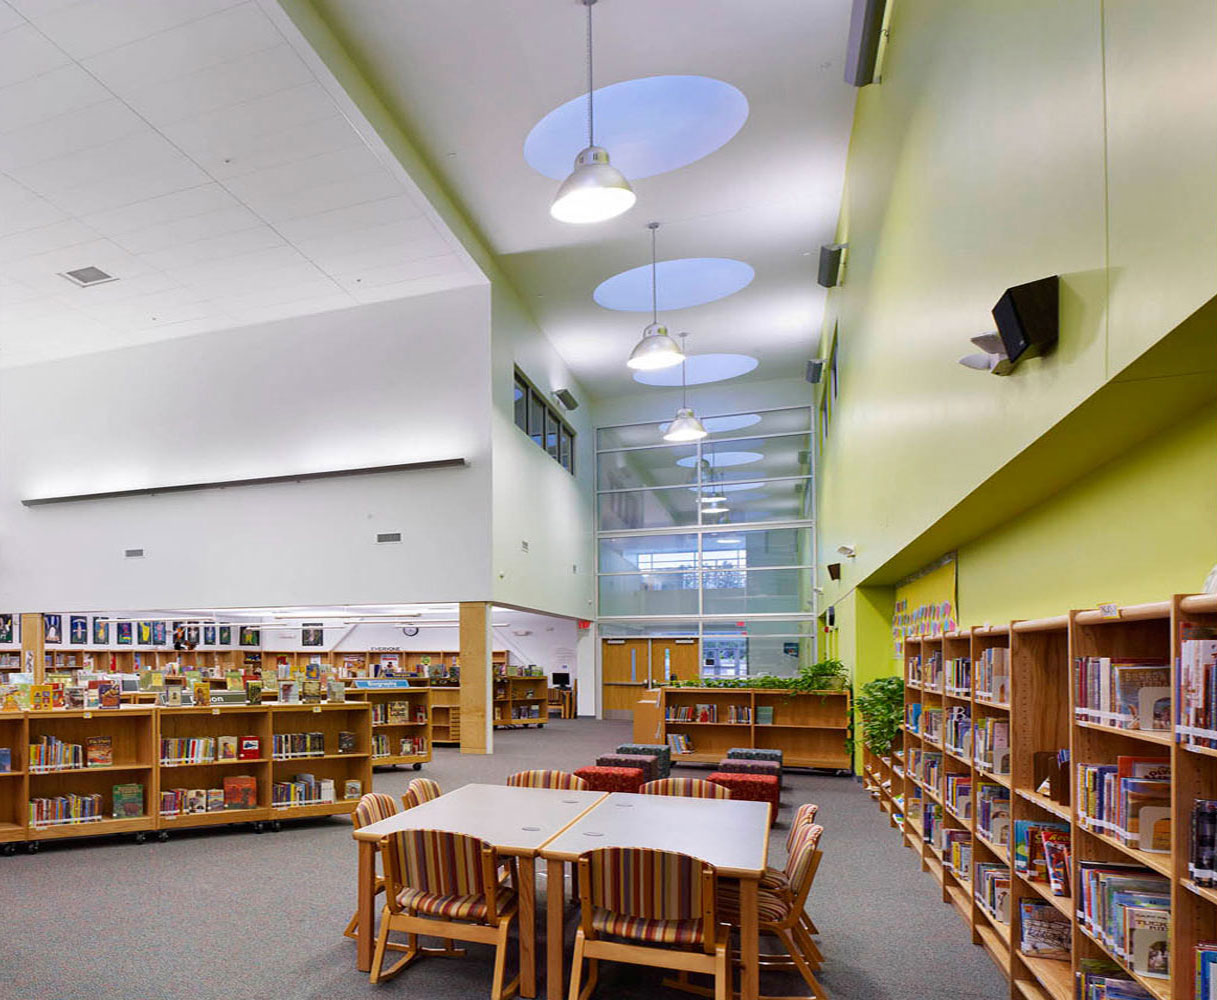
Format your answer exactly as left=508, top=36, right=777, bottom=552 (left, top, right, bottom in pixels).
left=580, top=957, right=599, bottom=1000
left=793, top=920, right=823, bottom=968
left=776, top=926, right=825, bottom=999
left=491, top=915, right=521, bottom=1000
left=713, top=942, right=728, bottom=1000
left=343, top=909, right=359, bottom=940
left=567, top=929, right=586, bottom=1000
left=369, top=913, right=420, bottom=984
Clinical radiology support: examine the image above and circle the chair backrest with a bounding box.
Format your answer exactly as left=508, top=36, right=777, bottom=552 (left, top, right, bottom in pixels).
left=383, top=828, right=502, bottom=922
left=784, top=824, right=824, bottom=910
left=785, top=802, right=819, bottom=852
left=578, top=846, right=716, bottom=937
left=640, top=777, right=731, bottom=799
left=506, top=769, right=588, bottom=790
left=408, top=777, right=442, bottom=803
left=351, top=792, right=399, bottom=830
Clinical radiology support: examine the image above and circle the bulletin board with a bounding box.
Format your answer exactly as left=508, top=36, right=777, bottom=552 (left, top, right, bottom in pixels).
left=892, top=554, right=959, bottom=657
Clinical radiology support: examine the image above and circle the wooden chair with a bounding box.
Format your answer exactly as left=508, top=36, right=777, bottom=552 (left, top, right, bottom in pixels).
left=409, top=777, right=442, bottom=802
left=719, top=824, right=826, bottom=998
left=506, top=769, right=588, bottom=790
left=570, top=847, right=728, bottom=1000
left=342, top=792, right=400, bottom=940
left=640, top=777, right=732, bottom=799
left=371, top=828, right=520, bottom=999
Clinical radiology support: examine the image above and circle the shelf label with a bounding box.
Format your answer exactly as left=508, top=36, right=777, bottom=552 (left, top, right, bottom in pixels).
left=83, top=711, right=92, bottom=719
left=312, top=705, right=321, bottom=713
left=211, top=708, right=220, bottom=715
left=1097, top=603, right=1120, bottom=619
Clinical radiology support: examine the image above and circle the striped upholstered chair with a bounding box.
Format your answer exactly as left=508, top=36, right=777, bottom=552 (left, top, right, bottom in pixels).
left=570, top=847, right=727, bottom=1000
left=371, top=828, right=519, bottom=999
left=506, top=769, right=588, bottom=791
left=718, top=824, right=826, bottom=995
left=408, top=777, right=442, bottom=803
left=343, top=793, right=400, bottom=939
left=640, top=777, right=732, bottom=800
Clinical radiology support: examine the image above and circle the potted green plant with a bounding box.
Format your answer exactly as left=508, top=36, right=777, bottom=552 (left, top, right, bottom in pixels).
left=854, top=675, right=905, bottom=756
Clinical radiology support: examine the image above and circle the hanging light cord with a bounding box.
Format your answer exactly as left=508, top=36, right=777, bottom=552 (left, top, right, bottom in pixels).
left=650, top=224, right=658, bottom=323
left=680, top=333, right=689, bottom=406
left=585, top=0, right=595, bottom=148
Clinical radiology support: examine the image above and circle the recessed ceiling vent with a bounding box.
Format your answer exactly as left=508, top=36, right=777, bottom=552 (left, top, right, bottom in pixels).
left=60, top=266, right=117, bottom=287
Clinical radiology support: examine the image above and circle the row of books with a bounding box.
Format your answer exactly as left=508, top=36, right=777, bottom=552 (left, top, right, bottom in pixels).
left=1190, top=799, right=1217, bottom=886
left=161, top=776, right=256, bottom=816
left=1013, top=819, right=1071, bottom=894
left=510, top=705, right=543, bottom=720
left=976, top=782, right=1010, bottom=846
left=667, top=734, right=693, bottom=755
left=946, top=656, right=971, bottom=695
left=921, top=707, right=943, bottom=743
left=906, top=702, right=922, bottom=733
left=944, top=705, right=971, bottom=756
left=1179, top=626, right=1217, bottom=747
left=371, top=735, right=426, bottom=757
left=370, top=701, right=427, bottom=724
left=666, top=704, right=721, bottom=723
left=909, top=748, right=942, bottom=790
left=972, top=716, right=1010, bottom=774
left=923, top=651, right=943, bottom=690
left=160, top=735, right=262, bottom=764
left=1076, top=959, right=1155, bottom=1000
left=975, top=862, right=1010, bottom=924
left=272, top=732, right=326, bottom=758
left=1197, top=945, right=1217, bottom=1000
left=1076, top=756, right=1171, bottom=853
left=1078, top=861, right=1170, bottom=981
left=28, top=734, right=114, bottom=771
left=975, top=647, right=1009, bottom=704
left=942, top=829, right=971, bottom=877
left=271, top=774, right=359, bottom=807
left=1074, top=656, right=1170, bottom=732
left=922, top=802, right=944, bottom=847
left=944, top=773, right=971, bottom=819
left=28, top=782, right=143, bottom=826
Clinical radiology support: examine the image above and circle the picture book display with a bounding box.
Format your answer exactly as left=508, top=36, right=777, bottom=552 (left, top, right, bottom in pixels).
left=1075, top=656, right=1170, bottom=731
left=1019, top=899, right=1071, bottom=959
left=1076, top=756, right=1171, bottom=853
left=112, top=782, right=144, bottom=819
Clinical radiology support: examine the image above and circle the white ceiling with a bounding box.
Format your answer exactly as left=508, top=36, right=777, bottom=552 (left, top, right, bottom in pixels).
left=0, top=0, right=483, bottom=369
left=312, top=0, right=858, bottom=400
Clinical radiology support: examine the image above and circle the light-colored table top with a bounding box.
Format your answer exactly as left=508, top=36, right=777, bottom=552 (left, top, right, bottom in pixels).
left=354, top=783, right=607, bottom=855
left=539, top=792, right=770, bottom=877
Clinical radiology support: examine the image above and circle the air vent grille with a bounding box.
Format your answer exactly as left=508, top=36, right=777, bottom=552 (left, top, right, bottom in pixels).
left=61, top=266, right=117, bottom=287
left=124, top=548, right=144, bottom=558
left=376, top=532, right=402, bottom=543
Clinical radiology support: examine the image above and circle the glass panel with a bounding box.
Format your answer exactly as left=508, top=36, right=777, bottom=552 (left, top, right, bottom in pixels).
left=598, top=488, right=700, bottom=531
left=597, top=443, right=698, bottom=490
left=700, top=432, right=812, bottom=484
left=701, top=568, right=810, bottom=616
left=697, top=479, right=812, bottom=525
left=560, top=427, right=573, bottom=471
left=513, top=377, right=529, bottom=431
left=598, top=573, right=699, bottom=617
left=599, top=620, right=700, bottom=638
left=700, top=527, right=809, bottom=568
left=529, top=391, right=545, bottom=446
left=597, top=406, right=812, bottom=450
left=599, top=533, right=700, bottom=575
left=702, top=620, right=815, bottom=678
left=545, top=409, right=560, bottom=459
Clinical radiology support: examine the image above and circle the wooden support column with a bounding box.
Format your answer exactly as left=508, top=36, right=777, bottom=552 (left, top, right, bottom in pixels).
left=20, top=612, right=44, bottom=682
left=459, top=601, right=492, bottom=755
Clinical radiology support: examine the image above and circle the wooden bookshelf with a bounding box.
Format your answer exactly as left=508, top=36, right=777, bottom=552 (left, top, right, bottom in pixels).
left=657, top=687, right=851, bottom=770
left=268, top=703, right=372, bottom=824
left=493, top=675, right=549, bottom=729
left=346, top=685, right=432, bottom=768
left=869, top=597, right=1217, bottom=1000
left=429, top=684, right=461, bottom=745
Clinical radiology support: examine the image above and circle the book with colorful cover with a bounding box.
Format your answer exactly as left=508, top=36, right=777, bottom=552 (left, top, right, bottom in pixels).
left=1112, top=664, right=1171, bottom=731
left=97, top=681, right=121, bottom=709
left=326, top=680, right=346, bottom=703
left=206, top=788, right=226, bottom=812
left=218, top=736, right=238, bottom=760
left=0, top=747, right=10, bottom=772
left=191, top=682, right=211, bottom=707
left=343, top=779, right=362, bottom=800
left=112, top=782, right=144, bottom=818
left=86, top=736, right=113, bottom=767
left=237, top=735, right=261, bottom=760
left=1126, top=906, right=1169, bottom=979
left=185, top=788, right=207, bottom=813
left=1018, top=899, right=1070, bottom=959
left=30, top=684, right=54, bottom=711
left=244, top=680, right=262, bottom=705
left=223, top=775, right=257, bottom=809
left=301, top=679, right=323, bottom=704
left=1013, top=819, right=1068, bottom=881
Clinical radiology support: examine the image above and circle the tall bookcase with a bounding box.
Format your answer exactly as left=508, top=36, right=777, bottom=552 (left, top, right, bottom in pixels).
left=656, top=686, right=852, bottom=770
left=873, top=594, right=1217, bottom=1000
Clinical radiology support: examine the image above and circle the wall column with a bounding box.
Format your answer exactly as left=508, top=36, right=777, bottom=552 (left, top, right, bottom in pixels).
left=459, top=601, right=492, bottom=755
left=21, top=612, right=44, bottom=682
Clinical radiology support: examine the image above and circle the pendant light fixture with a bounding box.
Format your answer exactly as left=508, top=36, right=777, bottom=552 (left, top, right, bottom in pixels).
left=627, top=222, right=685, bottom=371
left=550, top=0, right=636, bottom=224
left=663, top=333, right=708, bottom=442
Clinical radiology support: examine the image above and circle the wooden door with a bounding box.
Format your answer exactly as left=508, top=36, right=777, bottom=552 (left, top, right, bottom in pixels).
left=601, top=639, right=650, bottom=718
left=650, top=638, right=701, bottom=685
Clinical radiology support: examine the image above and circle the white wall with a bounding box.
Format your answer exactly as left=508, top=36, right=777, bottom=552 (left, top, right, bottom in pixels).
left=489, top=284, right=596, bottom=620
left=0, top=289, right=493, bottom=610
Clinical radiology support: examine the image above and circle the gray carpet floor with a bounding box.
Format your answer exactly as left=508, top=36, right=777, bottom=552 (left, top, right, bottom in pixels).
left=0, top=718, right=1007, bottom=1000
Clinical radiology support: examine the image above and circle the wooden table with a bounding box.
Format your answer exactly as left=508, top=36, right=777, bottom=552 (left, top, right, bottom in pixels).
left=539, top=792, right=771, bottom=1000
left=352, top=784, right=606, bottom=997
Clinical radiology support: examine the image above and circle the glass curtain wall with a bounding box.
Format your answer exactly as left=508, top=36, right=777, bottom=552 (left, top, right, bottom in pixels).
left=596, top=406, right=816, bottom=678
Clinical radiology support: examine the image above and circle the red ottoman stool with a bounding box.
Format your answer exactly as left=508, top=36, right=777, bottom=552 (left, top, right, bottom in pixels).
left=707, top=772, right=780, bottom=825
left=575, top=765, right=646, bottom=793
left=595, top=753, right=659, bottom=782
left=716, top=758, right=782, bottom=782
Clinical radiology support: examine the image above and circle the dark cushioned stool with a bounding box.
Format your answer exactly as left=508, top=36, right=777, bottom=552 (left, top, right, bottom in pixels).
left=595, top=753, right=659, bottom=783
left=615, top=743, right=672, bottom=779
left=707, top=771, right=781, bottom=825
left=716, top=758, right=782, bottom=781
left=574, top=765, right=646, bottom=793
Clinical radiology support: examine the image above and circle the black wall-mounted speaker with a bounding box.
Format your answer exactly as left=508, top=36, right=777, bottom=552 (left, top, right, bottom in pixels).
left=991, top=275, right=1059, bottom=373
left=845, top=0, right=888, bottom=86
left=826, top=606, right=836, bottom=628
left=805, top=359, right=825, bottom=384
left=817, top=243, right=845, bottom=287
left=555, top=388, right=579, bottom=410
left=827, top=562, right=842, bottom=582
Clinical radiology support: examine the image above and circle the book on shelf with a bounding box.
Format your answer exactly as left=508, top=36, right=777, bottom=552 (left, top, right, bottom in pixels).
left=1075, top=656, right=1170, bottom=731
left=921, top=707, right=943, bottom=743
left=237, top=735, right=260, bottom=760
left=1018, top=899, right=1071, bottom=960
left=1077, top=861, right=1170, bottom=963
left=944, top=773, right=971, bottom=819
left=755, top=705, right=774, bottom=725
left=923, top=651, right=943, bottom=690
left=218, top=736, right=238, bottom=760
left=272, top=732, right=324, bottom=757
left=942, top=829, right=971, bottom=875
left=30, top=684, right=54, bottom=711
left=0, top=747, right=9, bottom=772
left=944, top=705, right=971, bottom=756
left=1196, top=944, right=1217, bottom=1000
left=223, top=775, right=257, bottom=810
left=1126, top=906, right=1169, bottom=979
left=244, top=680, right=263, bottom=705
left=1076, top=755, right=1170, bottom=852
left=338, top=731, right=356, bottom=753
left=667, top=733, right=693, bottom=755
left=344, top=779, right=362, bottom=800
left=974, top=863, right=1010, bottom=924
left=1075, top=958, right=1154, bottom=1000
left=976, top=782, right=1011, bottom=846
left=326, top=680, right=346, bottom=703
left=975, top=647, right=1009, bottom=703
left=30, top=734, right=85, bottom=770
left=1179, top=623, right=1217, bottom=747
left=301, top=680, right=323, bottom=704
left=86, top=736, right=113, bottom=767
left=206, top=789, right=225, bottom=812
left=191, top=682, right=210, bottom=707
left=946, top=656, right=971, bottom=694
left=972, top=716, right=1010, bottom=774
left=30, top=792, right=103, bottom=826
left=905, top=702, right=922, bottom=734
left=111, top=782, right=143, bottom=819
left=1013, top=819, right=1069, bottom=885
left=279, top=680, right=299, bottom=704
left=66, top=686, right=85, bottom=710
left=1192, top=800, right=1217, bottom=887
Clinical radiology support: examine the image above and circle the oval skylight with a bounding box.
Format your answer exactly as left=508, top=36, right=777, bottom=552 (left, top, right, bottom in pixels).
left=595, top=258, right=754, bottom=312
left=635, top=354, right=758, bottom=387
left=524, top=75, right=749, bottom=181
left=675, top=451, right=763, bottom=469
left=662, top=413, right=760, bottom=435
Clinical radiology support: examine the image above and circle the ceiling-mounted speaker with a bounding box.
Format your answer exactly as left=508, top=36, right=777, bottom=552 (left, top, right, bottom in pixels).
left=991, top=275, right=1059, bottom=374
left=817, top=243, right=845, bottom=287
left=805, top=359, right=825, bottom=384
left=845, top=0, right=888, bottom=87
left=827, top=562, right=842, bottom=582
left=554, top=388, right=579, bottom=410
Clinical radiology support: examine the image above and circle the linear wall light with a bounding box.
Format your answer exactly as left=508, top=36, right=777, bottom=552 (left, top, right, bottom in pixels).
left=22, top=458, right=468, bottom=507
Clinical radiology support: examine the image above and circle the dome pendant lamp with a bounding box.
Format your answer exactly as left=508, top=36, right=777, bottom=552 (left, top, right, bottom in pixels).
left=663, top=333, right=708, bottom=442
left=627, top=222, right=685, bottom=371
left=550, top=0, right=636, bottom=224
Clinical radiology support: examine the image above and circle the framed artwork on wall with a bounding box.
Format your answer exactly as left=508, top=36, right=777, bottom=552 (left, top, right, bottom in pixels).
left=219, top=625, right=232, bottom=646
left=152, top=621, right=167, bottom=645
left=239, top=627, right=260, bottom=647
left=302, top=624, right=324, bottom=647
left=137, top=621, right=153, bottom=645
left=69, top=615, right=87, bottom=645
left=0, top=614, right=13, bottom=644
left=93, top=617, right=110, bottom=644
left=203, top=624, right=217, bottom=646
left=117, top=622, right=133, bottom=645
left=44, top=614, right=62, bottom=644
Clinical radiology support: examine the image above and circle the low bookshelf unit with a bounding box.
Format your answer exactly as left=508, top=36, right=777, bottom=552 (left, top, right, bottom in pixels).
left=347, top=684, right=432, bottom=768
left=869, top=593, right=1217, bottom=1000
left=655, top=686, right=852, bottom=771
left=493, top=675, right=549, bottom=729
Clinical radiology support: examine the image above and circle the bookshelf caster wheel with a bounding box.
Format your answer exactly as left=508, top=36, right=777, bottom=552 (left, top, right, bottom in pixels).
left=271, top=821, right=282, bottom=832
left=157, top=832, right=169, bottom=842
left=253, top=822, right=266, bottom=833
left=26, top=842, right=39, bottom=854
left=134, top=832, right=147, bottom=844
left=2, top=844, right=14, bottom=856
left=412, top=763, right=422, bottom=771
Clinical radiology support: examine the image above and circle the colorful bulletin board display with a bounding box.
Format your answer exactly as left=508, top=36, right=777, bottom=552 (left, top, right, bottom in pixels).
left=892, top=554, right=959, bottom=657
